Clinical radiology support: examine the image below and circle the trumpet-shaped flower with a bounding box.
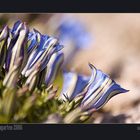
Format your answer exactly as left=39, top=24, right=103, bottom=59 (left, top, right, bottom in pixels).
left=11, top=20, right=23, bottom=38
left=45, top=52, right=64, bottom=87
left=59, top=63, right=129, bottom=111
left=81, top=63, right=129, bottom=110
left=0, top=25, right=9, bottom=69
left=59, top=72, right=90, bottom=101
left=27, top=29, right=41, bottom=54
left=21, top=35, right=63, bottom=77
left=5, top=21, right=29, bottom=72
left=8, top=23, right=28, bottom=71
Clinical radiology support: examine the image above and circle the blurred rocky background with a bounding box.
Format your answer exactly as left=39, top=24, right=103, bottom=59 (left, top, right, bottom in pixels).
left=0, top=13, right=140, bottom=123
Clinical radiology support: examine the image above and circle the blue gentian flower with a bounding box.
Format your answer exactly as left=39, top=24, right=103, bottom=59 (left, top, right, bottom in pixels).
left=11, top=20, right=23, bottom=38
left=81, top=63, right=129, bottom=110
left=0, top=25, right=9, bottom=42
left=59, top=71, right=90, bottom=101
left=22, top=35, right=63, bottom=77
left=6, top=22, right=29, bottom=71
left=5, top=21, right=22, bottom=71
left=45, top=52, right=64, bottom=87
left=27, top=29, right=41, bottom=54
left=0, top=25, right=9, bottom=69
left=59, top=63, right=129, bottom=111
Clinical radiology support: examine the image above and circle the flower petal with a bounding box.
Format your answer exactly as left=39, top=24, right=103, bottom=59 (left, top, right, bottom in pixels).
left=92, top=82, right=129, bottom=110
left=9, top=23, right=29, bottom=71
left=27, top=29, right=41, bottom=54
left=5, top=21, right=27, bottom=71
left=45, top=52, right=64, bottom=87
left=59, top=72, right=90, bottom=101
left=82, top=63, right=110, bottom=104
left=81, top=63, right=129, bottom=110
left=22, top=35, right=63, bottom=77
left=11, top=20, right=23, bottom=37
left=0, top=25, right=9, bottom=68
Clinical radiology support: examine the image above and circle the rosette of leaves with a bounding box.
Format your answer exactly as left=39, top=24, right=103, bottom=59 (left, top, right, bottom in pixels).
left=0, top=20, right=129, bottom=123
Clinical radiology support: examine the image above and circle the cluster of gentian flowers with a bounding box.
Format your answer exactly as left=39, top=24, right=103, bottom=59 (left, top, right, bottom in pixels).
left=0, top=20, right=129, bottom=115
left=0, top=20, right=64, bottom=91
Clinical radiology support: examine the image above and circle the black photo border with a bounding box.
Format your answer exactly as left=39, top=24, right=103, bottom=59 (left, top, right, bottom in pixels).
left=0, top=0, right=140, bottom=139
